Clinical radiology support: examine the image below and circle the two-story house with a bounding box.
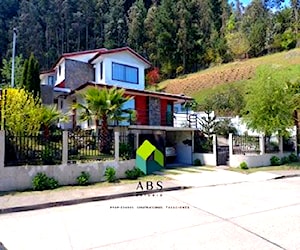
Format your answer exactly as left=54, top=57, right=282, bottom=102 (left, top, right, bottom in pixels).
left=40, top=47, right=193, bottom=129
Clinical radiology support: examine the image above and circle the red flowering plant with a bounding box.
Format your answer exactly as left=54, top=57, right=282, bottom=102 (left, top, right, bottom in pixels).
left=146, top=67, right=160, bottom=90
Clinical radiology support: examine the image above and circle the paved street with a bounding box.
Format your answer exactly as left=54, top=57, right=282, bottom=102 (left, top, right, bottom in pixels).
left=0, top=175, right=300, bottom=250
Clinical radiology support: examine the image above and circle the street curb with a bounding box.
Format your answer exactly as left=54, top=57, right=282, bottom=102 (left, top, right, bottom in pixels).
left=0, top=186, right=190, bottom=215
left=273, top=174, right=300, bottom=180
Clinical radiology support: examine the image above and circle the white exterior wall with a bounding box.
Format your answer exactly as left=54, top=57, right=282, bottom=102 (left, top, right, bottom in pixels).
left=229, top=153, right=291, bottom=168
left=40, top=75, right=48, bottom=85
left=0, top=160, right=135, bottom=192
left=57, top=97, right=73, bottom=130
left=93, top=51, right=148, bottom=90
left=55, top=60, right=66, bottom=85
left=193, top=153, right=217, bottom=166
left=175, top=131, right=193, bottom=165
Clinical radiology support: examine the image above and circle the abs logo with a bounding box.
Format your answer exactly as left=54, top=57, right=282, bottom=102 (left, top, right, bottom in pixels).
left=136, top=181, right=163, bottom=191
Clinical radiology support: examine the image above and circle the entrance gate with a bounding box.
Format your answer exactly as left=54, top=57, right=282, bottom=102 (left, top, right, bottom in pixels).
left=216, top=135, right=229, bottom=166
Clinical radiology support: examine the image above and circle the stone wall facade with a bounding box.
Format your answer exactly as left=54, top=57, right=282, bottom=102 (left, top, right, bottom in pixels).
left=148, top=97, right=161, bottom=126
left=65, top=59, right=94, bottom=90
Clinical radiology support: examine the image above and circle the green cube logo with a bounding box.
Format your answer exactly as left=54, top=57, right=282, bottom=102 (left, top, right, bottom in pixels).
left=136, top=140, right=164, bottom=175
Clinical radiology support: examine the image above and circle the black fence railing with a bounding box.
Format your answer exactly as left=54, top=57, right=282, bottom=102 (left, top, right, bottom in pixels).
left=119, top=133, right=136, bottom=160
left=233, top=135, right=260, bottom=155
left=264, top=136, right=280, bottom=153
left=5, top=131, right=62, bottom=166
left=68, top=129, right=114, bottom=162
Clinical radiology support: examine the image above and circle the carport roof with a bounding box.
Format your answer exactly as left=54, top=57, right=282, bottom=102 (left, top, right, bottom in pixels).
left=128, top=125, right=197, bottom=131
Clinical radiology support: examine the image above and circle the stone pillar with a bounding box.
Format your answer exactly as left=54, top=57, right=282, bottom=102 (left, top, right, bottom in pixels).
left=212, top=134, right=217, bottom=166
left=115, top=131, right=120, bottom=161
left=228, top=133, right=233, bottom=156
left=259, top=135, right=265, bottom=155
left=191, top=130, right=195, bottom=153
left=0, top=130, right=5, bottom=168
left=135, top=132, right=139, bottom=150
left=148, top=97, right=161, bottom=126
left=279, top=136, right=283, bottom=154
left=62, top=131, right=68, bottom=164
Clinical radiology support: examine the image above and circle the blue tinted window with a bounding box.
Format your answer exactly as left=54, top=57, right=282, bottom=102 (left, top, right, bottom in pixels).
left=112, top=62, right=138, bottom=84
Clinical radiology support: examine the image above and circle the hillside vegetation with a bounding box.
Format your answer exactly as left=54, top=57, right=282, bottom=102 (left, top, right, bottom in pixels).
left=159, top=49, right=300, bottom=104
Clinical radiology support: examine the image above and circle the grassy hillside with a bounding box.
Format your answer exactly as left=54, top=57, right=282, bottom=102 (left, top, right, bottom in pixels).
left=157, top=49, right=300, bottom=104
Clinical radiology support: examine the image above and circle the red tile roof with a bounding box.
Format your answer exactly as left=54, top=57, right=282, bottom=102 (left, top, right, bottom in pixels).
left=89, top=47, right=151, bottom=67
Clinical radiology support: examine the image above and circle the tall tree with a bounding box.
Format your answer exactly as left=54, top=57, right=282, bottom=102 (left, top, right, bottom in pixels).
left=104, top=0, right=127, bottom=48
left=154, top=0, right=178, bottom=78
left=127, top=0, right=147, bottom=55
left=241, top=0, right=269, bottom=57
left=291, top=0, right=300, bottom=47
left=1, top=55, right=24, bottom=87
left=144, top=3, right=159, bottom=65
left=21, top=53, right=40, bottom=97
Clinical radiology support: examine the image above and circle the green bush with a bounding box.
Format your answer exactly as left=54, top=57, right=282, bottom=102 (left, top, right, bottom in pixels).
left=125, top=167, right=145, bottom=180
left=105, top=167, right=117, bottom=182
left=32, top=172, right=59, bottom=191
left=76, top=171, right=90, bottom=186
left=289, top=153, right=298, bottom=162
left=193, top=159, right=202, bottom=166
left=270, top=156, right=281, bottom=166
left=281, top=156, right=290, bottom=165
left=240, top=161, right=248, bottom=169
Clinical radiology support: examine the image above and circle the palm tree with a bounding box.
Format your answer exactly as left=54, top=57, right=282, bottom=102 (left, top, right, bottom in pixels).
left=40, top=105, right=69, bottom=137
left=74, top=87, right=132, bottom=154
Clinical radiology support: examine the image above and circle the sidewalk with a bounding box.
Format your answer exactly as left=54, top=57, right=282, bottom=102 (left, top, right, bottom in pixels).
left=1, top=169, right=300, bottom=215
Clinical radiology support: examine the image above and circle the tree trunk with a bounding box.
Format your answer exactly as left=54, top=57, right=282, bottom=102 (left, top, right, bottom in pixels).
left=99, top=114, right=111, bottom=154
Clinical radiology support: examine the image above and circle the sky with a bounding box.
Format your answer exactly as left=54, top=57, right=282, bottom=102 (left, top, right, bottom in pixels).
left=229, top=0, right=290, bottom=7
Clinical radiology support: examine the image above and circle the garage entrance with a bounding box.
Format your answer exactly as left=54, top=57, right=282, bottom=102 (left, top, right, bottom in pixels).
left=129, top=126, right=195, bottom=167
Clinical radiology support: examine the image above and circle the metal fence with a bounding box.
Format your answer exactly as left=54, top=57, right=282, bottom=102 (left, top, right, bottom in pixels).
left=233, top=135, right=260, bottom=155
left=5, top=131, right=62, bottom=166
left=119, top=132, right=136, bottom=160
left=68, top=129, right=114, bottom=162
left=264, top=136, right=280, bottom=153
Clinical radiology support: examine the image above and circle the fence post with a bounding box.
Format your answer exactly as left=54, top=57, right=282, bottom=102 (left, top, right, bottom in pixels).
left=228, top=133, right=233, bottom=156
left=212, top=134, right=217, bottom=166
left=135, top=132, right=139, bottom=150
left=115, top=131, right=120, bottom=161
left=279, top=136, right=283, bottom=154
left=259, top=135, right=265, bottom=155
left=62, top=131, right=68, bottom=164
left=0, top=130, right=5, bottom=168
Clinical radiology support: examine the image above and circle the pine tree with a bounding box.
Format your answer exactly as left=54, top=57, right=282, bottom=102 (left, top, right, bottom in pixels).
left=104, top=0, right=127, bottom=48
left=21, top=54, right=40, bottom=97
left=144, top=3, right=159, bottom=65
left=127, top=0, right=147, bottom=54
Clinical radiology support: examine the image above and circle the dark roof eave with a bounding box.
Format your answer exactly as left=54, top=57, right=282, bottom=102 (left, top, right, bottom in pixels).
left=69, top=82, right=193, bottom=102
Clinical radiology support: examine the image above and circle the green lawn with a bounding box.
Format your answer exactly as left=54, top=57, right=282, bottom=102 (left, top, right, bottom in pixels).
left=228, top=162, right=300, bottom=174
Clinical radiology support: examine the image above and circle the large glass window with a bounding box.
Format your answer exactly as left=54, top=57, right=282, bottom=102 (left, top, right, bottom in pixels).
left=112, top=62, right=138, bottom=84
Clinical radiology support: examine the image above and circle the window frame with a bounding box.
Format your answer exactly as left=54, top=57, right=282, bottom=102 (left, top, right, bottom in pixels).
left=112, top=62, right=139, bottom=84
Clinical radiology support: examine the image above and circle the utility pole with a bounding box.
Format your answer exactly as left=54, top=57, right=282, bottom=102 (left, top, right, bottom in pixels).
left=11, top=28, right=17, bottom=88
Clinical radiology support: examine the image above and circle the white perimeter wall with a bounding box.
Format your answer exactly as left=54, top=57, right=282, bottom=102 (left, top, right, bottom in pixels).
left=229, top=153, right=291, bottom=168
left=193, top=153, right=216, bottom=166
left=0, top=160, right=135, bottom=192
